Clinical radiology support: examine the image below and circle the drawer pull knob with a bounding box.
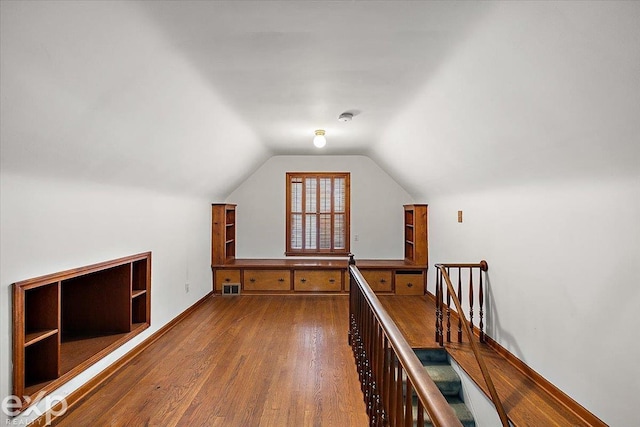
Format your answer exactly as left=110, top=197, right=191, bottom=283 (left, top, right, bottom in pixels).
left=380, top=279, right=387, bottom=283
left=224, top=278, right=230, bottom=282
left=300, top=278, right=306, bottom=283
left=407, top=283, right=413, bottom=288
left=329, top=278, right=335, bottom=283
left=249, top=278, right=256, bottom=283
left=278, top=278, right=285, bottom=282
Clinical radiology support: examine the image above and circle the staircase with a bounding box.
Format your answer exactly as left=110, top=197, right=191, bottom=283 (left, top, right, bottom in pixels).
left=411, top=348, right=475, bottom=427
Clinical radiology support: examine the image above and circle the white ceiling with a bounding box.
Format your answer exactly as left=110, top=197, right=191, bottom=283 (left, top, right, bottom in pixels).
left=1, top=1, right=638, bottom=199
left=134, top=1, right=489, bottom=155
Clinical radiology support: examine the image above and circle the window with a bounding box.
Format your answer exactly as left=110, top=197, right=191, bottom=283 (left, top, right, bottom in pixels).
left=286, top=172, right=350, bottom=256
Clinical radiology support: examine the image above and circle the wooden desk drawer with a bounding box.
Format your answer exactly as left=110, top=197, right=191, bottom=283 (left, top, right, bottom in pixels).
left=244, top=270, right=291, bottom=291
left=395, top=271, right=424, bottom=295
left=215, top=269, right=241, bottom=292
left=361, top=270, right=393, bottom=292
left=294, top=270, right=342, bottom=292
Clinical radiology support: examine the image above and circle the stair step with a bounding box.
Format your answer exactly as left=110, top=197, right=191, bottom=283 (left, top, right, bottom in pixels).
left=423, top=363, right=461, bottom=396
left=409, top=348, right=475, bottom=427
left=411, top=396, right=476, bottom=427
left=414, top=348, right=448, bottom=363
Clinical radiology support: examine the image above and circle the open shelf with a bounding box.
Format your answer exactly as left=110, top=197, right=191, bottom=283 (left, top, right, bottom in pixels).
left=132, top=258, right=148, bottom=292
left=62, top=264, right=131, bottom=337
left=25, top=329, right=59, bottom=347
left=60, top=332, right=130, bottom=375
left=212, top=204, right=237, bottom=265
left=405, top=241, right=415, bottom=261
left=13, top=252, right=151, bottom=412
left=226, top=208, right=235, bottom=224
left=24, top=281, right=59, bottom=341
left=405, top=209, right=414, bottom=226
left=404, top=205, right=428, bottom=265
left=405, top=225, right=414, bottom=242
left=132, top=289, right=146, bottom=298
left=24, top=333, right=59, bottom=390
left=132, top=293, right=148, bottom=324
left=131, top=322, right=147, bottom=332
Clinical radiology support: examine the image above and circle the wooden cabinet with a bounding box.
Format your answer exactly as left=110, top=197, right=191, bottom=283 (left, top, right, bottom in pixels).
left=357, top=261, right=427, bottom=295
left=244, top=270, right=291, bottom=292
left=361, top=270, right=393, bottom=293
left=213, top=260, right=349, bottom=294
left=294, top=270, right=342, bottom=292
left=214, top=269, right=241, bottom=291
left=210, top=203, right=429, bottom=295
left=395, top=270, right=425, bottom=295
left=404, top=204, right=428, bottom=266
left=211, top=204, right=236, bottom=265
left=13, top=253, right=151, bottom=411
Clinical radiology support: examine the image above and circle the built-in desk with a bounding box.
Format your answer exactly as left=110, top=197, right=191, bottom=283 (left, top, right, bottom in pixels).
left=212, top=258, right=426, bottom=295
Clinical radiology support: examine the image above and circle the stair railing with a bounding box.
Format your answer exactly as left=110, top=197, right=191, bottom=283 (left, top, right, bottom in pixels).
left=349, top=265, right=462, bottom=427
left=435, top=261, right=509, bottom=427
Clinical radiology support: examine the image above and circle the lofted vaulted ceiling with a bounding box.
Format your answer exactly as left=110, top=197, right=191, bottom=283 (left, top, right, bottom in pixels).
left=1, top=1, right=638, bottom=199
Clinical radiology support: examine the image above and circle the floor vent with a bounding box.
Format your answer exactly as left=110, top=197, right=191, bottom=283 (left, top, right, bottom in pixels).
left=222, top=283, right=241, bottom=295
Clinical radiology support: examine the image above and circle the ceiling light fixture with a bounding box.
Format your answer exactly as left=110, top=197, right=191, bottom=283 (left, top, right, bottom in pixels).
left=313, top=129, right=326, bottom=148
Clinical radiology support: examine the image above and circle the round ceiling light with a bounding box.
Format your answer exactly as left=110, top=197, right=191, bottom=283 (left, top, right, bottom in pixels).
left=313, top=129, right=326, bottom=148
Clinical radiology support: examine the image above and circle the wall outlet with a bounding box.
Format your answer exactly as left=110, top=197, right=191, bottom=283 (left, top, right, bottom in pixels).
left=354, top=234, right=359, bottom=242
left=185, top=282, right=190, bottom=293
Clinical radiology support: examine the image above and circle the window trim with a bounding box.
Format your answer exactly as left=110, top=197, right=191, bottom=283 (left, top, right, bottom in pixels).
left=285, top=172, right=351, bottom=257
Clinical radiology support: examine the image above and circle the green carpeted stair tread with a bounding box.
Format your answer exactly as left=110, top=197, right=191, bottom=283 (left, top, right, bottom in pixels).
left=402, top=364, right=461, bottom=397
left=411, top=397, right=475, bottom=427
left=413, top=348, right=448, bottom=364
left=423, top=363, right=461, bottom=396
left=445, top=396, right=475, bottom=427
left=410, top=348, right=475, bottom=427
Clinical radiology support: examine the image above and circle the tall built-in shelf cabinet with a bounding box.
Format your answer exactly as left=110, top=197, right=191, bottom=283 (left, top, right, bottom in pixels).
left=211, top=204, right=236, bottom=265
left=13, top=252, right=151, bottom=411
left=404, top=204, right=428, bottom=265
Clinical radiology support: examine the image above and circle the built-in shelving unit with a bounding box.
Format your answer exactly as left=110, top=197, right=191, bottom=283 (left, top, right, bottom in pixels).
left=13, top=252, right=151, bottom=411
left=211, top=203, right=429, bottom=295
left=212, top=204, right=236, bottom=265
left=404, top=204, right=428, bottom=266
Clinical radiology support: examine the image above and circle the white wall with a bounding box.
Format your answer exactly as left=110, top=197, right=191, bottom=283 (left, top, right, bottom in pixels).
left=372, top=1, right=639, bottom=198
left=227, top=155, right=414, bottom=259
left=449, top=357, right=503, bottom=427
left=427, top=175, right=640, bottom=426
left=0, top=172, right=212, bottom=424
left=0, top=0, right=268, bottom=199
left=369, top=2, right=640, bottom=424
left=1, top=3, right=262, bottom=420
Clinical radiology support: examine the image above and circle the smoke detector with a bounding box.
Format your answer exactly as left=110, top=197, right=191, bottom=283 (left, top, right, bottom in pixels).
left=338, top=112, right=353, bottom=122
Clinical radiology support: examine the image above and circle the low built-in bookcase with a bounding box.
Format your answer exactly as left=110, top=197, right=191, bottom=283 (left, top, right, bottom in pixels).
left=12, top=252, right=151, bottom=411
left=211, top=204, right=429, bottom=295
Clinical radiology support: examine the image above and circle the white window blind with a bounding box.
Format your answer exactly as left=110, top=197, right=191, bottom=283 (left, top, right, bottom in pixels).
left=286, top=173, right=350, bottom=255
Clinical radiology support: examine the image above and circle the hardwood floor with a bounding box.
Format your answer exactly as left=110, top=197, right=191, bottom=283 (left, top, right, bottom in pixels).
left=55, top=294, right=603, bottom=427
left=378, top=295, right=605, bottom=427
left=56, top=295, right=368, bottom=427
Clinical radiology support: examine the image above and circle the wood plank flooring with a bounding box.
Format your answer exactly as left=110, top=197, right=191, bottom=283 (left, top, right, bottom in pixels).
left=56, top=295, right=368, bottom=427
left=55, top=294, right=601, bottom=427
left=378, top=295, right=604, bottom=427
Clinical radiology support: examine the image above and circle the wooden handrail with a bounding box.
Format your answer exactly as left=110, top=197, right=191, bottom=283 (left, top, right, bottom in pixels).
left=349, top=265, right=462, bottom=426
left=435, top=263, right=509, bottom=427
left=436, top=261, right=488, bottom=271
